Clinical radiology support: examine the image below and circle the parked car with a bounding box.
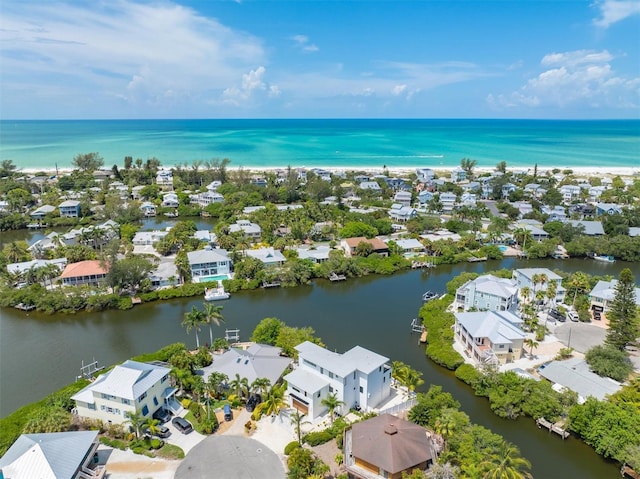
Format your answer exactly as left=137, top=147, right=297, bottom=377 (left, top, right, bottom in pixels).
left=153, top=407, right=171, bottom=423
left=143, top=425, right=171, bottom=439
left=246, top=394, right=262, bottom=412
left=593, top=311, right=602, bottom=321
left=567, top=310, right=580, bottom=322
left=224, top=404, right=233, bottom=422
left=172, top=416, right=193, bottom=434
left=549, top=309, right=565, bottom=322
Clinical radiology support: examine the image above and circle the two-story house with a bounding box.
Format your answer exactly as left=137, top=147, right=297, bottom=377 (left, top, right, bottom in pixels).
left=229, top=220, right=262, bottom=242
left=589, top=279, right=640, bottom=312
left=512, top=268, right=565, bottom=304
left=439, top=192, right=457, bottom=213
left=393, top=191, right=412, bottom=207
left=388, top=204, right=417, bottom=222
left=454, top=274, right=519, bottom=312
left=454, top=310, right=526, bottom=365
left=187, top=249, right=232, bottom=282
left=284, top=341, right=391, bottom=419
left=72, top=360, right=176, bottom=425
left=59, top=200, right=81, bottom=218
left=450, top=168, right=466, bottom=183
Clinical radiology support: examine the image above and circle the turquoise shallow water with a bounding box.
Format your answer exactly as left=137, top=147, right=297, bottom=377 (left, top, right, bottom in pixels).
left=0, top=119, right=638, bottom=171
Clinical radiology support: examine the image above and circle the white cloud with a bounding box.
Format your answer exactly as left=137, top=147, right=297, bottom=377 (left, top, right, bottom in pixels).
left=391, top=84, right=407, bottom=96
left=489, top=49, right=639, bottom=110
left=222, top=66, right=280, bottom=106
left=291, top=34, right=319, bottom=52
left=0, top=0, right=267, bottom=113
left=593, top=0, right=640, bottom=28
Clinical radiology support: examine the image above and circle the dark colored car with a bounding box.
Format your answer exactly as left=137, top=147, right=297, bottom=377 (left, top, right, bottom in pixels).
left=153, top=407, right=171, bottom=423
left=143, top=425, right=171, bottom=439
left=224, top=404, right=233, bottom=421
left=594, top=311, right=602, bottom=321
left=246, top=394, right=262, bottom=412
left=172, top=416, right=193, bottom=434
left=549, top=309, right=565, bottom=322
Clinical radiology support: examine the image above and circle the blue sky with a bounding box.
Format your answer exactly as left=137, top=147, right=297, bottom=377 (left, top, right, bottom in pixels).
left=1, top=0, right=639, bottom=119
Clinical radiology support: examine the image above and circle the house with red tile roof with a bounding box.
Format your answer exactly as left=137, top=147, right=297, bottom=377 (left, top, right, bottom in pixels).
left=60, top=260, right=108, bottom=286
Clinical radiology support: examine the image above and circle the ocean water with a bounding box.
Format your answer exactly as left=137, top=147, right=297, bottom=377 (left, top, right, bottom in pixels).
left=0, top=119, right=638, bottom=171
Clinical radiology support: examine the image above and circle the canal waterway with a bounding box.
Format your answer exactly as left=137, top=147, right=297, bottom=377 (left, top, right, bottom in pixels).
left=0, top=256, right=629, bottom=477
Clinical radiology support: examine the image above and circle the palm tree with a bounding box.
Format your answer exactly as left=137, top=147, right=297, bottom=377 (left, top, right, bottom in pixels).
left=520, top=286, right=531, bottom=305
left=257, top=384, right=287, bottom=418
left=320, top=393, right=345, bottom=423
left=207, top=371, right=228, bottom=398
left=229, top=373, right=249, bottom=399
left=251, top=377, right=271, bottom=396
left=144, top=417, right=161, bottom=437
left=203, top=302, right=225, bottom=347
left=404, top=368, right=425, bottom=397
left=124, top=410, right=145, bottom=439
left=480, top=441, right=533, bottom=479
left=434, top=409, right=456, bottom=451
left=523, top=338, right=539, bottom=357
left=182, top=306, right=205, bottom=348
left=289, top=410, right=310, bottom=444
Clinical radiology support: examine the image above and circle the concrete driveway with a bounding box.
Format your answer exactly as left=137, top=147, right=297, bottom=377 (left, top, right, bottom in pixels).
left=554, top=322, right=607, bottom=353
left=174, top=436, right=285, bottom=479
left=164, top=416, right=206, bottom=454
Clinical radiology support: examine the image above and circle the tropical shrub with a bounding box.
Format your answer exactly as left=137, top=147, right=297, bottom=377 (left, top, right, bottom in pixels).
left=284, top=440, right=300, bottom=455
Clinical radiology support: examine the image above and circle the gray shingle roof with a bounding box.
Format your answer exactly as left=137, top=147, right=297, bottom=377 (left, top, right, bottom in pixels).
left=566, top=220, right=605, bottom=236
left=202, top=344, right=291, bottom=386
left=187, top=249, right=230, bottom=265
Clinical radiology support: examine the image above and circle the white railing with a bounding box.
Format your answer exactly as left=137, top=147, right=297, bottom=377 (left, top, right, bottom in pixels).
left=378, top=397, right=418, bottom=416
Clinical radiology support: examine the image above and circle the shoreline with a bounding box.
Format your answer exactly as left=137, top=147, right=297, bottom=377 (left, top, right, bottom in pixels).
left=17, top=165, right=640, bottom=178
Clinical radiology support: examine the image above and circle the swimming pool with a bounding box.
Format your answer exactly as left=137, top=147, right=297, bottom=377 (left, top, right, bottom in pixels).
left=196, top=274, right=230, bottom=283
left=498, top=245, right=508, bottom=252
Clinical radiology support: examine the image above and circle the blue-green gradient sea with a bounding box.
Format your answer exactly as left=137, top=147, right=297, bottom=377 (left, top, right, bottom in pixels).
left=1, top=119, right=638, bottom=171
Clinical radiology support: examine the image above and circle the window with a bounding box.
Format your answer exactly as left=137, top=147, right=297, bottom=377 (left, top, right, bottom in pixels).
left=161, top=375, right=168, bottom=383
left=379, top=366, right=382, bottom=372
left=303, top=359, right=317, bottom=368
left=320, top=367, right=324, bottom=374
left=329, top=372, right=334, bottom=379
left=317, top=391, right=321, bottom=398
left=138, top=392, right=147, bottom=402
left=329, top=386, right=333, bottom=393
left=101, top=393, right=115, bottom=401
left=142, top=405, right=149, bottom=416
left=153, top=397, right=159, bottom=406
left=88, top=403, right=96, bottom=410
left=359, top=386, right=363, bottom=393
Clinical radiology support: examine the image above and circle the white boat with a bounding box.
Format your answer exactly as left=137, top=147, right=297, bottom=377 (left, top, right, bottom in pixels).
left=204, top=281, right=230, bottom=301
left=591, top=253, right=616, bottom=263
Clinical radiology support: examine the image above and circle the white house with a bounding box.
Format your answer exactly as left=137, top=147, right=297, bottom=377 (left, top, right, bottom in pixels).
left=388, top=204, right=417, bottom=222
left=139, top=202, right=157, bottom=217
left=161, top=193, right=179, bottom=208
left=559, top=184, right=581, bottom=203
left=284, top=341, right=391, bottom=419
left=132, top=230, right=169, bottom=246
left=459, top=192, right=477, bottom=207
left=229, top=220, right=262, bottom=241
left=296, top=245, right=332, bottom=263
left=359, top=181, right=382, bottom=191
left=454, top=310, right=526, bottom=365
left=30, top=204, right=56, bottom=219
left=72, top=360, right=177, bottom=425
left=416, top=168, right=435, bottom=182
left=243, top=247, right=286, bottom=267
left=390, top=238, right=426, bottom=255
left=589, top=279, right=640, bottom=312
left=450, top=168, right=466, bottom=183
left=6, top=258, right=68, bottom=277
left=187, top=249, right=232, bottom=281
left=191, top=191, right=224, bottom=207
left=439, top=192, right=457, bottom=213
left=512, top=268, right=566, bottom=303
left=156, top=170, right=174, bottom=190
left=454, top=274, right=519, bottom=312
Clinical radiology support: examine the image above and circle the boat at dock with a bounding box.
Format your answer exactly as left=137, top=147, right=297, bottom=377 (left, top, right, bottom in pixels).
left=588, top=253, right=616, bottom=263
left=422, top=291, right=439, bottom=303
left=204, top=281, right=230, bottom=301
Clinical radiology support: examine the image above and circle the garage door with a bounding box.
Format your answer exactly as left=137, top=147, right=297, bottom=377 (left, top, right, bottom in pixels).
left=292, top=398, right=309, bottom=415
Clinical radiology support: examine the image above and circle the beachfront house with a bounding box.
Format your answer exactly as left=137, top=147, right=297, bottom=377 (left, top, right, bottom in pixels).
left=512, top=268, right=566, bottom=304
left=453, top=274, right=519, bottom=312
left=202, top=344, right=291, bottom=387
left=416, top=168, right=435, bottom=182
left=60, top=260, right=108, bottom=287
left=454, top=310, right=526, bottom=365
left=187, top=249, right=232, bottom=282
left=72, top=360, right=178, bottom=425
left=284, top=341, right=391, bottom=419
left=559, top=184, right=581, bottom=203
left=243, top=247, right=286, bottom=267
left=589, top=279, right=640, bottom=313
left=450, top=168, right=466, bottom=183
left=0, top=430, right=106, bottom=479
left=156, top=170, right=174, bottom=190
left=341, top=237, right=389, bottom=257
left=229, top=220, right=262, bottom=242
left=344, top=414, right=437, bottom=479
left=58, top=200, right=81, bottom=218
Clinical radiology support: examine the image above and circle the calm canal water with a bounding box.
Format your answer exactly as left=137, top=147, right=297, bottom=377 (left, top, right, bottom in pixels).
left=0, top=253, right=629, bottom=477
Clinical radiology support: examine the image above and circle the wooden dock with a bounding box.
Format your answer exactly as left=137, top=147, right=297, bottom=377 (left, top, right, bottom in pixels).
left=262, top=281, right=281, bottom=288
left=621, top=465, right=640, bottom=479
left=536, top=417, right=570, bottom=439
left=15, top=303, right=35, bottom=311
left=329, top=272, right=346, bottom=282
left=131, top=297, right=142, bottom=305
left=411, top=260, right=435, bottom=269
left=419, top=330, right=428, bottom=343
left=467, top=256, right=487, bottom=262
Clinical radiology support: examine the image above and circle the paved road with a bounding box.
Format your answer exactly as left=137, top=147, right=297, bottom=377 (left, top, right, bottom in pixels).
left=554, top=322, right=607, bottom=353
left=174, top=436, right=285, bottom=479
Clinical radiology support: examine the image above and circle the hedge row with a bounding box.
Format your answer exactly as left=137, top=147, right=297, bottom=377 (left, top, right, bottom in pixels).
left=419, top=295, right=464, bottom=370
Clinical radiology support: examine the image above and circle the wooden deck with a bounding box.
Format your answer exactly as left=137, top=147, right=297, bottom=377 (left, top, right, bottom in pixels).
left=15, top=303, right=36, bottom=311
left=536, top=417, right=570, bottom=439
left=329, top=272, right=347, bottom=282
left=622, top=465, right=640, bottom=479
left=262, top=281, right=281, bottom=288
